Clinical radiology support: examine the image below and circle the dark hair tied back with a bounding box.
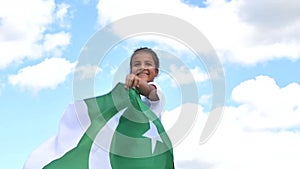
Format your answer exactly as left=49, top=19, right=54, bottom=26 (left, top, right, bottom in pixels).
left=130, top=47, right=160, bottom=69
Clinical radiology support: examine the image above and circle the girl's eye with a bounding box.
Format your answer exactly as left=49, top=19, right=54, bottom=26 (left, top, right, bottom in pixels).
left=132, top=61, right=153, bottom=67
left=145, top=62, right=153, bottom=66
left=133, top=63, right=141, bottom=67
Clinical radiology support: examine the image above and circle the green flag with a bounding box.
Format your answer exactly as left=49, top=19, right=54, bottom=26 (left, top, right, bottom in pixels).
left=24, top=82, right=174, bottom=169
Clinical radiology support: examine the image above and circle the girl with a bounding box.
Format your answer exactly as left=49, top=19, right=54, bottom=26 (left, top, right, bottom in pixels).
left=124, top=47, right=164, bottom=119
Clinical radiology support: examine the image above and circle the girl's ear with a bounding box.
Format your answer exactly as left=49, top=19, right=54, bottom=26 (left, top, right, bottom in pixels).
left=155, top=68, right=159, bottom=77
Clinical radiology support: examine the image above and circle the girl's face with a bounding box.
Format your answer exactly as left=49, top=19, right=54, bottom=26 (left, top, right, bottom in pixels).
left=131, top=52, right=158, bottom=82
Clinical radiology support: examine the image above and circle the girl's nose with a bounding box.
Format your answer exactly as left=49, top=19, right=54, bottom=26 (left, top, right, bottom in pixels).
left=137, top=67, right=145, bottom=73
left=136, top=64, right=146, bottom=72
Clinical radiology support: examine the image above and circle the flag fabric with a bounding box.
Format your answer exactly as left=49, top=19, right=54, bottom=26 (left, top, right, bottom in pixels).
left=24, top=82, right=174, bottom=169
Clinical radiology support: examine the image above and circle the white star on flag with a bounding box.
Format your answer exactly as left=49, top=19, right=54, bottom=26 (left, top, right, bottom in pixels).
left=143, top=120, right=163, bottom=153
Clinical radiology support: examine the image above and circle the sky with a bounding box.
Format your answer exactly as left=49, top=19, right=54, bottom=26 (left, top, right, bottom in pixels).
left=1, top=0, right=300, bottom=168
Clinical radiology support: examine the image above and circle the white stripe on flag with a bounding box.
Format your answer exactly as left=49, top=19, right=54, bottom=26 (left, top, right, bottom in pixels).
left=24, top=100, right=90, bottom=169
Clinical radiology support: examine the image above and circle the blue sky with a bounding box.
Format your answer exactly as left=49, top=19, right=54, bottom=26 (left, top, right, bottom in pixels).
left=1, top=0, right=300, bottom=169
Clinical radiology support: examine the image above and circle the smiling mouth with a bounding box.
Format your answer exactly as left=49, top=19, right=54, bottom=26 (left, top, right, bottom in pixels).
left=137, top=72, right=149, bottom=76
left=136, top=69, right=149, bottom=76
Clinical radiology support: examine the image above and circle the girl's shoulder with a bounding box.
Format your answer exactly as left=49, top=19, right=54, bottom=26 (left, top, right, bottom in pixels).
left=147, top=81, right=161, bottom=90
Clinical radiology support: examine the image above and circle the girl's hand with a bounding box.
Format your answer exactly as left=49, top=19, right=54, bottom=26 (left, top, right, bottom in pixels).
left=124, top=69, right=159, bottom=101
left=125, top=73, right=140, bottom=89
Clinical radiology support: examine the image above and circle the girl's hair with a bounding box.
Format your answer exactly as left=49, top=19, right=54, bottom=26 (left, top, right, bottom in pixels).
left=129, top=47, right=160, bottom=69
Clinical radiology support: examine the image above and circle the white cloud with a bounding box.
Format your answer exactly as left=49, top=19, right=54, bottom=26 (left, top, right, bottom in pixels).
left=8, top=58, right=76, bottom=93
left=0, top=81, right=5, bottom=95
left=96, top=0, right=300, bottom=65
left=97, top=0, right=186, bottom=26
left=55, top=3, right=72, bottom=28
left=190, top=66, right=209, bottom=82
left=168, top=64, right=208, bottom=86
left=199, top=94, right=212, bottom=105
left=238, top=0, right=300, bottom=30
left=162, top=75, right=300, bottom=169
left=43, top=31, right=71, bottom=57
left=109, top=66, right=118, bottom=76
left=74, top=64, right=102, bottom=80
left=122, top=35, right=194, bottom=58
left=82, top=0, right=91, bottom=5
left=0, top=0, right=71, bottom=69
left=231, top=75, right=300, bottom=130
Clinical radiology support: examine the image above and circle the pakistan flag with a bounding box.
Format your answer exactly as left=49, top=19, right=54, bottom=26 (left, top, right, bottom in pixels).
left=24, top=83, right=174, bottom=169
